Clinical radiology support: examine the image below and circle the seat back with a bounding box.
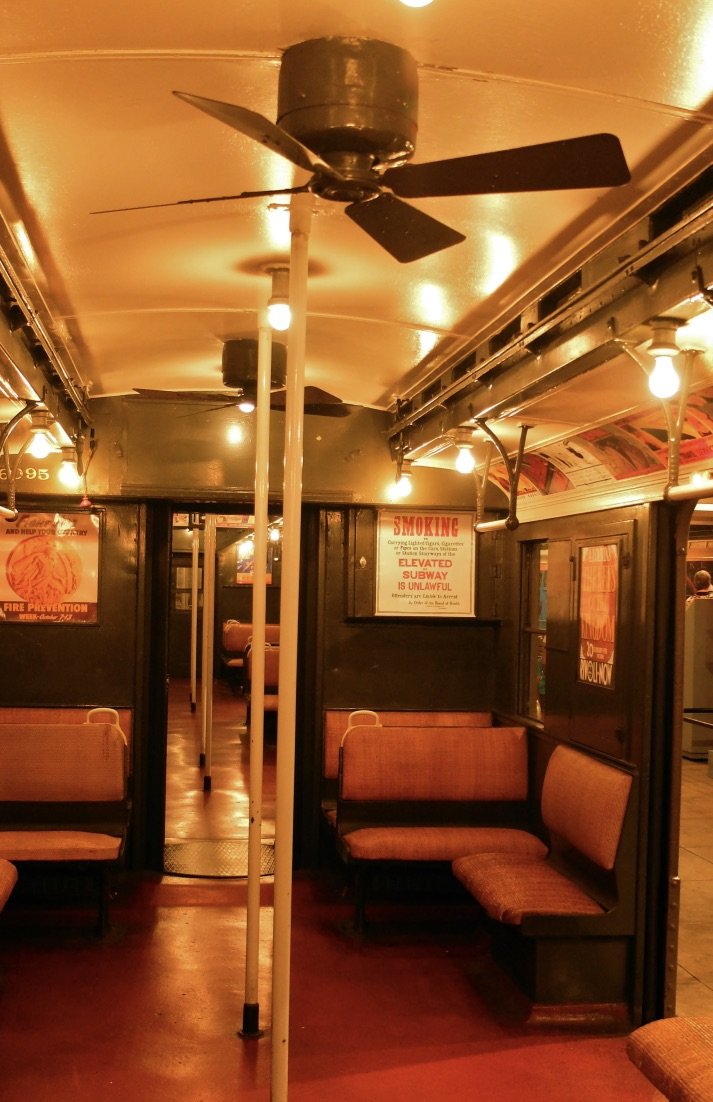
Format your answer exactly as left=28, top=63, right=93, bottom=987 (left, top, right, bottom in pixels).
left=541, top=745, right=632, bottom=871
left=0, top=723, right=128, bottom=803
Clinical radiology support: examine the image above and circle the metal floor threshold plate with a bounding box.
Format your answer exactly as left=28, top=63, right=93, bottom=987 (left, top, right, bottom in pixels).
left=163, top=839, right=275, bottom=878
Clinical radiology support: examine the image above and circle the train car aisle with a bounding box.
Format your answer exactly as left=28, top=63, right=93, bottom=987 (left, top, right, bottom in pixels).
left=0, top=870, right=655, bottom=1102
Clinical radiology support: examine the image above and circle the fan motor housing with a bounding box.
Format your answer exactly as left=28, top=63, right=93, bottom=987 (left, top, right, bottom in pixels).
left=222, top=339, right=286, bottom=391
left=277, top=37, right=418, bottom=166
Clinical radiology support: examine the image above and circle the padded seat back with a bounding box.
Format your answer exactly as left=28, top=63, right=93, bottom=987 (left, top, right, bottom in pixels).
left=541, top=745, right=632, bottom=870
left=340, top=725, right=528, bottom=802
left=0, top=723, right=127, bottom=803
left=323, top=708, right=493, bottom=783
left=222, top=620, right=252, bottom=657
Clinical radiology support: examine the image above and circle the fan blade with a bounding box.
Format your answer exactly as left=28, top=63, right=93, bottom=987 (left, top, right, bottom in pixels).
left=270, top=386, right=353, bottom=418
left=382, top=133, right=631, bottom=198
left=93, top=186, right=308, bottom=215
left=173, top=91, right=347, bottom=181
left=345, top=193, right=465, bottom=263
left=132, top=388, right=240, bottom=403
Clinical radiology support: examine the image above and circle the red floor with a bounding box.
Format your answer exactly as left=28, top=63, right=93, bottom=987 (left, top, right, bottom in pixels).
left=0, top=679, right=660, bottom=1100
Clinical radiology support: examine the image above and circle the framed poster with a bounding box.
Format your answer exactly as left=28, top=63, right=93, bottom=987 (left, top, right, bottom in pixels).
left=375, top=509, right=476, bottom=617
left=0, top=511, right=100, bottom=623
left=235, top=539, right=273, bottom=585
left=577, top=542, right=618, bottom=688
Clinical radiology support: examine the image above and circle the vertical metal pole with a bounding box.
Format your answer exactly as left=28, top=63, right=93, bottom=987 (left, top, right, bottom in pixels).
left=201, top=513, right=217, bottom=789
left=270, top=191, right=311, bottom=1102
left=190, top=524, right=200, bottom=712
left=241, top=310, right=271, bottom=1039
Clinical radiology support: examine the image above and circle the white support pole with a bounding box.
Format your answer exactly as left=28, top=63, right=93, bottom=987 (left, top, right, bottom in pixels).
left=241, top=310, right=272, bottom=1039
left=190, top=524, right=200, bottom=712
left=270, top=191, right=311, bottom=1102
left=201, top=513, right=217, bottom=788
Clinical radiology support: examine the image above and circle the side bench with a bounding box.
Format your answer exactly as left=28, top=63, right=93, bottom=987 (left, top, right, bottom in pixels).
left=336, top=723, right=544, bottom=928
left=453, top=743, right=636, bottom=1019
left=0, top=720, right=130, bottom=934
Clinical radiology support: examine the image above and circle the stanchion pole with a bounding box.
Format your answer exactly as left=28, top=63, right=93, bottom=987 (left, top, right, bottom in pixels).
left=190, top=523, right=199, bottom=712
left=240, top=310, right=272, bottom=1039
left=201, top=513, right=217, bottom=788
left=270, top=191, right=311, bottom=1102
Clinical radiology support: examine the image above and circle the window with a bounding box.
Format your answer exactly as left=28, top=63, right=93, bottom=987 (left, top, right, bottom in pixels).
left=522, top=541, right=548, bottom=720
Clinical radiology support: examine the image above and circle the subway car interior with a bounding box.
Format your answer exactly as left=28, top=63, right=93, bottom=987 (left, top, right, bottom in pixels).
left=1, top=3, right=713, bottom=1099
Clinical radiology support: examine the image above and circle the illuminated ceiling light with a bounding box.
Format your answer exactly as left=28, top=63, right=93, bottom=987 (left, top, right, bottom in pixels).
left=58, top=446, right=81, bottom=489
left=453, top=431, right=476, bottom=474
left=267, top=266, right=291, bottom=331
left=647, top=317, right=682, bottom=399
left=237, top=396, right=256, bottom=414
left=26, top=410, right=58, bottom=459
left=391, top=459, right=413, bottom=499
left=399, top=0, right=434, bottom=6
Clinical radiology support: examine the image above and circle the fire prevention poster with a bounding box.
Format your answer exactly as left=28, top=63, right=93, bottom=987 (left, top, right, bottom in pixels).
left=375, top=509, right=475, bottom=617
left=0, top=511, right=100, bottom=623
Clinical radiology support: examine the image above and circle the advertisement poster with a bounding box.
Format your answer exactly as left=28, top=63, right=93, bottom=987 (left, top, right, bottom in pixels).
left=0, top=511, right=100, bottom=623
left=235, top=540, right=273, bottom=585
left=376, top=509, right=475, bottom=617
left=578, top=542, right=618, bottom=688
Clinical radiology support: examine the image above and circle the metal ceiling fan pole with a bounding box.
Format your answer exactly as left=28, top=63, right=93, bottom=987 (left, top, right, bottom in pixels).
left=271, top=190, right=312, bottom=1102
left=241, top=312, right=272, bottom=1040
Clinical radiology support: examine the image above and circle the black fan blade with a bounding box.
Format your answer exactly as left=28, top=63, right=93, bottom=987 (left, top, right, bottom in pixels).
left=173, top=91, right=346, bottom=181
left=270, top=386, right=353, bottom=418
left=132, top=388, right=240, bottom=403
left=345, top=193, right=465, bottom=263
left=93, top=185, right=308, bottom=215
left=382, top=133, right=631, bottom=198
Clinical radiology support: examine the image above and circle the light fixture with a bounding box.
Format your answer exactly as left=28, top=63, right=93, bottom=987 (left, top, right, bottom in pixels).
left=647, top=317, right=681, bottom=399
left=267, top=266, right=291, bottom=332
left=399, top=0, right=434, bottom=6
left=391, top=459, right=413, bottom=499
left=453, top=432, right=476, bottom=474
left=238, top=395, right=256, bottom=414
left=58, top=446, right=81, bottom=489
left=26, top=410, right=58, bottom=459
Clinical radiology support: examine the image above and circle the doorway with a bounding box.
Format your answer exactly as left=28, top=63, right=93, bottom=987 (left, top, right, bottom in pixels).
left=162, top=509, right=280, bottom=877
left=676, top=511, right=713, bottom=1013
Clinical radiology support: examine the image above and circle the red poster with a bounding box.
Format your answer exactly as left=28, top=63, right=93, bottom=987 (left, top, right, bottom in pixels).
left=0, top=511, right=100, bottom=623
left=578, top=543, right=618, bottom=688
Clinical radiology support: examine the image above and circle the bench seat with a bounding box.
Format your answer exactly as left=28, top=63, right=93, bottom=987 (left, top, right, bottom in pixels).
left=453, top=851, right=605, bottom=922
left=0, top=720, right=130, bottom=933
left=345, top=826, right=547, bottom=863
left=0, top=859, right=17, bottom=909
left=453, top=743, right=636, bottom=1017
left=627, top=1016, right=713, bottom=1101
left=0, top=830, right=123, bottom=862
left=336, top=723, right=533, bottom=927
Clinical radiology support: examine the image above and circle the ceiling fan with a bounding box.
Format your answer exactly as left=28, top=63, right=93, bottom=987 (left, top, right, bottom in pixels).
left=96, top=36, right=631, bottom=264
left=132, top=337, right=353, bottom=418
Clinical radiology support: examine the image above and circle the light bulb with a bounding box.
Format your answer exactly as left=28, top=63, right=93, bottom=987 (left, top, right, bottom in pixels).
left=267, top=300, right=291, bottom=331
left=58, top=449, right=81, bottom=489
left=27, top=432, right=55, bottom=459
left=455, top=445, right=476, bottom=474
left=400, top=0, right=433, bottom=6
left=649, top=356, right=680, bottom=399
left=238, top=397, right=256, bottom=414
